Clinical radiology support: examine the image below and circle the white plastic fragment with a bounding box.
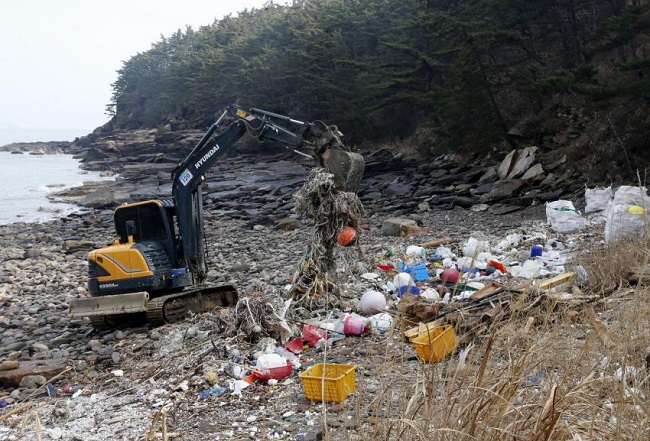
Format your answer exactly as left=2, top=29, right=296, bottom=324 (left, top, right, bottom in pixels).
left=46, top=428, right=63, bottom=440
left=420, top=288, right=440, bottom=301
left=367, top=312, right=393, bottom=333
left=462, top=237, right=490, bottom=257
left=405, top=245, right=425, bottom=257
left=435, top=246, right=454, bottom=258
left=256, top=353, right=287, bottom=369
left=494, top=233, right=522, bottom=252
left=509, top=260, right=543, bottom=279
left=230, top=379, right=251, bottom=396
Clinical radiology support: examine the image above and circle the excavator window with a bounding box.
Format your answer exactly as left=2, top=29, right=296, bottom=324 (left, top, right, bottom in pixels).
left=115, top=202, right=170, bottom=244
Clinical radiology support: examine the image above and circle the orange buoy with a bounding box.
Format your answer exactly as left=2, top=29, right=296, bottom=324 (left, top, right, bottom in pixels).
left=337, top=226, right=357, bottom=247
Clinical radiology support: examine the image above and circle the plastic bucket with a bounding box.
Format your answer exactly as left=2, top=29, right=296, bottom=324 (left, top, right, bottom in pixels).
left=343, top=315, right=366, bottom=335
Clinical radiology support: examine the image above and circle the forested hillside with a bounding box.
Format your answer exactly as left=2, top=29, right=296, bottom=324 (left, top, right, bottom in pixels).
left=107, top=0, right=650, bottom=182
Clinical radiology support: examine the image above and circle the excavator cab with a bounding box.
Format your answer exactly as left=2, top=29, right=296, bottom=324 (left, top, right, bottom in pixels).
left=114, top=201, right=175, bottom=254
left=86, top=200, right=192, bottom=298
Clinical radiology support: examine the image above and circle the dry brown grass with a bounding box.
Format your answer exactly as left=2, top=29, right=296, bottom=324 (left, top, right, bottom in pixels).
left=323, top=237, right=650, bottom=441
left=576, top=236, right=650, bottom=296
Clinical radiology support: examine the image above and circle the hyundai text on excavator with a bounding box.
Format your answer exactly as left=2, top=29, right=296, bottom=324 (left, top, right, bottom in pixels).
left=68, top=104, right=365, bottom=328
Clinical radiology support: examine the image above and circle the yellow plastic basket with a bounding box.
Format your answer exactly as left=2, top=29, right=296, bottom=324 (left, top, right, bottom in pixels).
left=299, top=363, right=357, bottom=402
left=411, top=325, right=457, bottom=363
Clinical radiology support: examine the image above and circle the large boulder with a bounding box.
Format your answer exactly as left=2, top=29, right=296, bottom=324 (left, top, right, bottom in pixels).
left=479, top=179, right=525, bottom=203
left=497, top=147, right=538, bottom=180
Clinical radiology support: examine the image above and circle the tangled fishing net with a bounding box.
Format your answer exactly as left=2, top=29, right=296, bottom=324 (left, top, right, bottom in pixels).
left=234, top=280, right=294, bottom=343
left=291, top=168, right=364, bottom=311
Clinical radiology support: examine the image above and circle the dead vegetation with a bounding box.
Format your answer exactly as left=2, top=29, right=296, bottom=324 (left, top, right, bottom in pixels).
left=343, top=236, right=650, bottom=441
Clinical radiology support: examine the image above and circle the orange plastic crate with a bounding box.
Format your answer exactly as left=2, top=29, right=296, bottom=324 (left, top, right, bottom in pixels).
left=299, top=363, right=357, bottom=402
left=411, top=325, right=457, bottom=363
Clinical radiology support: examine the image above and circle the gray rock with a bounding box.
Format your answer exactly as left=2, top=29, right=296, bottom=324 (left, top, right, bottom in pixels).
left=111, top=351, right=121, bottom=364
left=521, top=163, right=545, bottom=182
left=62, top=240, right=95, bottom=254
left=73, top=359, right=88, bottom=371
left=19, top=374, right=47, bottom=389
left=470, top=183, right=494, bottom=196
left=295, top=426, right=324, bottom=441
left=479, top=179, right=525, bottom=203
left=31, top=342, right=49, bottom=353
left=380, top=218, right=419, bottom=236
left=478, top=167, right=498, bottom=184
left=88, top=340, right=103, bottom=352
left=386, top=182, right=413, bottom=196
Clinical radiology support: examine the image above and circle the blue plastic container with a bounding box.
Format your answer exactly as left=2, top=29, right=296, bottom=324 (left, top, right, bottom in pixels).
left=405, top=264, right=429, bottom=282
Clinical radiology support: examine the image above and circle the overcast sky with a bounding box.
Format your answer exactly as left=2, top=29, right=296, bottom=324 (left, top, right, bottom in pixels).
left=0, top=0, right=271, bottom=134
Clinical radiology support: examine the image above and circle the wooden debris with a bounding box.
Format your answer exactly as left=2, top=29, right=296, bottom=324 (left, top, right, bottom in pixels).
left=534, top=272, right=577, bottom=291
left=470, top=283, right=503, bottom=301
left=0, top=402, right=34, bottom=423
left=418, top=237, right=453, bottom=248
left=0, top=359, right=68, bottom=388
left=545, top=292, right=598, bottom=303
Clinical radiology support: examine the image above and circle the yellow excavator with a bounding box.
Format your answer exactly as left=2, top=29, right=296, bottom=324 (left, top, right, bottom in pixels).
left=69, top=104, right=364, bottom=328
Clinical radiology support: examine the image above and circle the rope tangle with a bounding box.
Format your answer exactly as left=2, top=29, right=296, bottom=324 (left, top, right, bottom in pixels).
left=292, top=168, right=364, bottom=310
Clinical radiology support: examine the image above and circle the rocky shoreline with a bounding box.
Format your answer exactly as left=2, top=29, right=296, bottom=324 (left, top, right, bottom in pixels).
left=0, top=134, right=627, bottom=440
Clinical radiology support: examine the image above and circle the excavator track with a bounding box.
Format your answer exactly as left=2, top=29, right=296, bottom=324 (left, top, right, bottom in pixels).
left=89, top=312, right=148, bottom=330
left=146, top=284, right=238, bottom=327
left=75, top=285, right=238, bottom=330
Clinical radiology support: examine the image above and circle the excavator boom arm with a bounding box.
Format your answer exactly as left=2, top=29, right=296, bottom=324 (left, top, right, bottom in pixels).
left=171, top=104, right=364, bottom=283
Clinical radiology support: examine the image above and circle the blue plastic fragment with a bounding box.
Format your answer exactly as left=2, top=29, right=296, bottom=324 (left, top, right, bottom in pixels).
left=45, top=383, right=57, bottom=397
left=200, top=386, right=227, bottom=398
left=397, top=284, right=420, bottom=297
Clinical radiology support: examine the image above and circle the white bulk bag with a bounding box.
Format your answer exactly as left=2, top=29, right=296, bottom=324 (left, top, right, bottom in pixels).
left=584, top=186, right=612, bottom=213
left=546, top=200, right=585, bottom=234
left=605, top=204, right=648, bottom=243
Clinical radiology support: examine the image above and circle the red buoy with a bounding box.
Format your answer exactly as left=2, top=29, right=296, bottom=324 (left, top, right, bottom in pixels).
left=337, top=226, right=358, bottom=247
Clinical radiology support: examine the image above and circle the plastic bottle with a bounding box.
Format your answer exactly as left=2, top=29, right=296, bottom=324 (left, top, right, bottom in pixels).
left=274, top=347, right=301, bottom=369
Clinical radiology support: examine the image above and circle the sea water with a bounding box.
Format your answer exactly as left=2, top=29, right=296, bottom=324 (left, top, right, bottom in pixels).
left=0, top=127, right=88, bottom=146
left=0, top=152, right=114, bottom=225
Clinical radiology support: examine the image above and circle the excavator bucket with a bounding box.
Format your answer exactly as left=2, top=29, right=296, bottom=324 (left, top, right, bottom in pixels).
left=320, top=148, right=365, bottom=193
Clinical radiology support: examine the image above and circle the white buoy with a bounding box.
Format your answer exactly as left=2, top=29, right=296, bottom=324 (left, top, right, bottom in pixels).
left=359, top=290, right=387, bottom=315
